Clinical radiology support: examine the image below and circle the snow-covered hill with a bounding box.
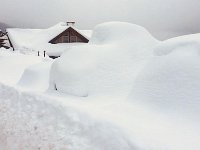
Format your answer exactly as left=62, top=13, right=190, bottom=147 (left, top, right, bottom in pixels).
left=1, top=22, right=200, bottom=150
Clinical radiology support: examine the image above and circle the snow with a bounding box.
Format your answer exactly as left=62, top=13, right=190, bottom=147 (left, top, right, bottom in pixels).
left=0, top=49, right=44, bottom=85
left=0, top=49, right=138, bottom=150
left=6, top=28, right=41, bottom=49
left=0, top=84, right=139, bottom=150
left=131, top=33, right=200, bottom=115
left=17, top=60, right=53, bottom=92
left=35, top=42, right=88, bottom=57
left=1, top=22, right=200, bottom=150
left=128, top=34, right=200, bottom=149
left=50, top=22, right=159, bottom=97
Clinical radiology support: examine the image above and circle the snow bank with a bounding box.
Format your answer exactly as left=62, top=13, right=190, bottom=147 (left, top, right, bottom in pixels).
left=130, top=33, right=200, bottom=115
left=0, top=84, right=137, bottom=150
left=17, top=60, right=53, bottom=92
left=154, top=33, right=200, bottom=56
left=49, top=22, right=159, bottom=97
left=90, top=22, right=157, bottom=44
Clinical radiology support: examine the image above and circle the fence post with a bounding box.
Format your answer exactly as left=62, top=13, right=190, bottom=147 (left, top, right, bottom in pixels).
left=44, top=51, right=46, bottom=57
left=38, top=51, right=40, bottom=56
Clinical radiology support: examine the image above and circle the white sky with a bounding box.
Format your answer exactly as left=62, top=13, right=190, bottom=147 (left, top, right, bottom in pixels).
left=1, top=0, right=200, bottom=40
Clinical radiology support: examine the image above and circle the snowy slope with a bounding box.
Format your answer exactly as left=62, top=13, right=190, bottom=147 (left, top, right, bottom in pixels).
left=0, top=84, right=140, bottom=150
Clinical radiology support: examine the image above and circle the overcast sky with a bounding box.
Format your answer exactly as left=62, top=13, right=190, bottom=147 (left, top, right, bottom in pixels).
left=1, top=0, right=200, bottom=40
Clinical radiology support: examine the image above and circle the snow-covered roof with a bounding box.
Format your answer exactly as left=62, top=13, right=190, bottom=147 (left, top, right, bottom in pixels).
left=6, top=28, right=41, bottom=48
left=6, top=22, right=92, bottom=56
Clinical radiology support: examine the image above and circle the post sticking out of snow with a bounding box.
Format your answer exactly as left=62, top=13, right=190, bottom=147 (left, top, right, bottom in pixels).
left=44, top=51, right=46, bottom=57
left=66, top=22, right=75, bottom=26
left=38, top=51, right=40, bottom=56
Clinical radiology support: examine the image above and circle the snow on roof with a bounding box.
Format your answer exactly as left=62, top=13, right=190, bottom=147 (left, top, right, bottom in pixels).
left=77, top=30, right=92, bottom=39
left=6, top=22, right=92, bottom=56
left=6, top=28, right=42, bottom=49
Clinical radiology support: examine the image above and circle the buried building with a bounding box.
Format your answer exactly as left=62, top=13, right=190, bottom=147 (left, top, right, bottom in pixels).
left=6, top=22, right=92, bottom=58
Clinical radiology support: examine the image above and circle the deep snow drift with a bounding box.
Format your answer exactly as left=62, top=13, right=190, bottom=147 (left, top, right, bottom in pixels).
left=131, top=34, right=200, bottom=113
left=1, top=22, right=200, bottom=150
left=49, top=22, right=159, bottom=97
left=0, top=85, right=139, bottom=150
left=17, top=60, right=53, bottom=91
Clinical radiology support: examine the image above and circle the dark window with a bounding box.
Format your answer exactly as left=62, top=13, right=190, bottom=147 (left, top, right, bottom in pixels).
left=56, top=38, right=62, bottom=43
left=70, top=36, right=77, bottom=43
left=62, top=36, right=69, bottom=43
left=77, top=37, right=83, bottom=42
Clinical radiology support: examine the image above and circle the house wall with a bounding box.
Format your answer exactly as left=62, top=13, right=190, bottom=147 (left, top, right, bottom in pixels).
left=51, top=28, right=89, bottom=44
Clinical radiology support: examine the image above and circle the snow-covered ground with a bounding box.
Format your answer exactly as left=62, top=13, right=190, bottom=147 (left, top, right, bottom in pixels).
left=1, top=22, right=200, bottom=150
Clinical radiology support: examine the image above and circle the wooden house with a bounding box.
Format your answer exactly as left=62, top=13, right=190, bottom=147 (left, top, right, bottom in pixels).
left=6, top=22, right=92, bottom=58
left=49, top=22, right=89, bottom=44
left=49, top=26, right=89, bottom=44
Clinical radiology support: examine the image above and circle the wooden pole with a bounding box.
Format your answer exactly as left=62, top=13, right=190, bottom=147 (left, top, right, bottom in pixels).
left=38, top=51, right=40, bottom=56
left=44, top=51, right=46, bottom=57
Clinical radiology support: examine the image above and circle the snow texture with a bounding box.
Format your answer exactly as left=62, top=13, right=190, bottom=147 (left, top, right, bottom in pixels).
left=1, top=22, right=200, bottom=150
left=131, top=33, right=200, bottom=115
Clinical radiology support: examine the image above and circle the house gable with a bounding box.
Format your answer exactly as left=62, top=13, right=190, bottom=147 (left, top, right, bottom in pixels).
left=49, top=27, right=89, bottom=44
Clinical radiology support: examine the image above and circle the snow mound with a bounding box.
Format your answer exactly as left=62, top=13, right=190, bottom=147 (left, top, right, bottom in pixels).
left=90, top=22, right=157, bottom=44
left=17, top=60, right=53, bottom=91
left=154, top=33, right=200, bottom=56
left=49, top=22, right=159, bottom=97
left=130, top=34, right=200, bottom=115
